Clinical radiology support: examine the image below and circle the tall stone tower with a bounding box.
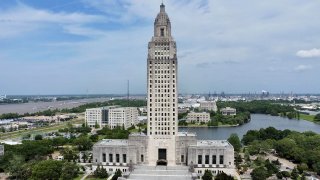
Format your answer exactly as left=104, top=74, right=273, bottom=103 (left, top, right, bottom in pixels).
left=147, top=3, right=178, bottom=166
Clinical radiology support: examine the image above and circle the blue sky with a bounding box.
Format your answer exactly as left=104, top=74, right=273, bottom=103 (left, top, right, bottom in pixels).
left=0, top=0, right=319, bottom=95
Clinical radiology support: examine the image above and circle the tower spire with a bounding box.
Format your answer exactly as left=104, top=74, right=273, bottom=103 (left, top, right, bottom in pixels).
left=160, top=1, right=165, bottom=12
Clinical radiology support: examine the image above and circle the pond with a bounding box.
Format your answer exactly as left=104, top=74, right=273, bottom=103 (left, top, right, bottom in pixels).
left=179, top=114, right=320, bottom=140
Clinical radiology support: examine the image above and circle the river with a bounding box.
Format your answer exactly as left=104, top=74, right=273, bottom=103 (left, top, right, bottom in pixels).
left=0, top=98, right=111, bottom=115
left=179, top=114, right=320, bottom=140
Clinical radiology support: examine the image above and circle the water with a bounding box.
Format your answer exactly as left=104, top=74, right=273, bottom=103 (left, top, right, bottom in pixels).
left=0, top=98, right=111, bottom=115
left=179, top=114, right=320, bottom=140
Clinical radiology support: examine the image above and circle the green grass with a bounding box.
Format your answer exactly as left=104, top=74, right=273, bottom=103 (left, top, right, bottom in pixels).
left=73, top=174, right=85, bottom=180
left=129, top=128, right=139, bottom=133
left=299, top=114, right=315, bottom=122
left=0, top=118, right=84, bottom=140
left=84, top=175, right=106, bottom=180
left=98, top=135, right=105, bottom=140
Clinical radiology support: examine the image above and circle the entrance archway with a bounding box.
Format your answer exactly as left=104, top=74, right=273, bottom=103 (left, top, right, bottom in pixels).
left=157, top=148, right=167, bottom=166
left=157, top=159, right=167, bottom=166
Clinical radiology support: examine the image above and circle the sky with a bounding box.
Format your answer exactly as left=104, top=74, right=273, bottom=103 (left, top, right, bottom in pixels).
left=0, top=0, right=319, bottom=95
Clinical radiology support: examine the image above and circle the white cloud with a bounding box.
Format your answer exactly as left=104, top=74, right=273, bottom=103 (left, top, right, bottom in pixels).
left=0, top=3, right=106, bottom=38
left=296, top=48, right=320, bottom=58
left=293, top=65, right=312, bottom=72
left=2, top=0, right=320, bottom=94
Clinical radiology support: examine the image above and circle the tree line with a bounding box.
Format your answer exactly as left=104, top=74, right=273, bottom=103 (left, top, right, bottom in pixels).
left=242, top=127, right=320, bottom=176
left=217, top=100, right=298, bottom=118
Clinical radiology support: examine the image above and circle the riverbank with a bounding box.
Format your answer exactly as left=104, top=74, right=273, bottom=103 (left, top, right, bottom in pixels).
left=179, top=124, right=239, bottom=128
left=299, top=114, right=316, bottom=122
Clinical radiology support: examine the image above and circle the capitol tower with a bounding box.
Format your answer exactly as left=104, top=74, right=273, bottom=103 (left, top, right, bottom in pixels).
left=147, top=3, right=178, bottom=166
left=92, top=3, right=235, bottom=178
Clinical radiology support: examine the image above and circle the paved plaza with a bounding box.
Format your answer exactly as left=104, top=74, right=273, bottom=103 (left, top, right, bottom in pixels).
left=127, top=165, right=192, bottom=180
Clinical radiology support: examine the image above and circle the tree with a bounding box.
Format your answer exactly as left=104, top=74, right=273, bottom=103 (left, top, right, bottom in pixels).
left=215, top=171, right=233, bottom=180
left=22, top=133, right=31, bottom=140
left=291, top=168, right=299, bottom=180
left=313, top=162, right=320, bottom=175
left=297, top=163, right=308, bottom=174
left=251, top=167, right=269, bottom=180
left=61, top=148, right=78, bottom=162
left=202, top=169, right=213, bottom=180
left=34, top=134, right=43, bottom=140
left=265, top=159, right=279, bottom=176
left=276, top=172, right=283, bottom=179
left=94, top=121, right=100, bottom=129
left=31, top=160, right=63, bottom=180
left=18, top=140, right=53, bottom=161
left=73, top=136, right=93, bottom=151
left=93, top=165, right=108, bottom=178
left=314, top=113, right=320, bottom=121
left=227, top=133, right=241, bottom=152
left=51, top=137, right=68, bottom=148
left=275, top=138, right=297, bottom=159
left=112, top=169, right=122, bottom=180
left=235, top=153, right=243, bottom=170
left=281, top=171, right=291, bottom=178
left=60, top=162, right=79, bottom=180
left=82, top=152, right=89, bottom=163
left=7, top=155, right=25, bottom=180
left=90, top=134, right=99, bottom=142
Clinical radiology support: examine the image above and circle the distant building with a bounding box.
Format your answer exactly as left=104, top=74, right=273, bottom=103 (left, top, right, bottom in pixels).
left=221, top=107, right=236, bottom=116
left=199, top=101, right=218, bottom=112
left=85, top=107, right=139, bottom=129
left=108, top=107, right=139, bottom=129
left=85, top=107, right=109, bottom=128
left=138, top=116, right=147, bottom=124
left=0, top=145, right=4, bottom=156
left=186, top=112, right=211, bottom=123
left=138, top=106, right=147, bottom=114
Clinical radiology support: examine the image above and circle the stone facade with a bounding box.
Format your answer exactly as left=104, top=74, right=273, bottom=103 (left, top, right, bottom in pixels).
left=92, top=3, right=236, bottom=178
left=186, top=112, right=211, bottom=123
left=85, top=107, right=108, bottom=128
left=146, top=2, right=178, bottom=166
left=199, top=101, right=218, bottom=112
left=221, top=107, right=237, bottom=116
left=85, top=107, right=139, bottom=129
left=108, top=107, right=139, bottom=129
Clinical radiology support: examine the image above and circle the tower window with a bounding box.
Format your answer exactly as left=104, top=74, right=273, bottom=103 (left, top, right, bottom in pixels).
left=205, top=155, right=209, bottom=164
left=160, top=28, right=164, bottom=36
left=219, top=155, right=224, bottom=164
left=212, top=155, right=217, bottom=164
left=102, top=153, right=106, bottom=162
left=116, top=154, right=120, bottom=163
left=123, top=154, right=127, bottom=163
left=198, top=155, right=202, bottom=164
left=109, top=154, right=113, bottom=162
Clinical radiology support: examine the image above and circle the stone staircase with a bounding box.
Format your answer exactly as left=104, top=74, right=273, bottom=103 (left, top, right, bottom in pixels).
left=127, top=165, right=192, bottom=180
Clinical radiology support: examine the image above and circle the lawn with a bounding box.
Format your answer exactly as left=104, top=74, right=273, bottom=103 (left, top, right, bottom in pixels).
left=0, top=118, right=84, bottom=140
left=299, top=114, right=315, bottom=122
left=84, top=175, right=107, bottom=180
left=73, top=174, right=85, bottom=180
